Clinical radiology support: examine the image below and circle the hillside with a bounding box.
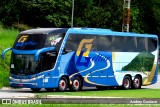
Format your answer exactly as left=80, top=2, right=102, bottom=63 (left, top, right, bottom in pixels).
left=0, top=28, right=18, bottom=88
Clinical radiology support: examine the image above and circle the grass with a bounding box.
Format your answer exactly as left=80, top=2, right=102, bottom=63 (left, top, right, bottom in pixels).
left=0, top=104, right=159, bottom=107
left=36, top=89, right=160, bottom=98
left=0, top=27, right=19, bottom=88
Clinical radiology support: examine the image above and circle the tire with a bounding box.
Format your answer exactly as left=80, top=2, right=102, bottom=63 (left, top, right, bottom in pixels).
left=71, top=77, right=82, bottom=91
left=45, top=88, right=54, bottom=92
left=132, top=76, right=141, bottom=89
left=57, top=77, right=68, bottom=92
left=122, top=76, right=131, bottom=90
left=31, top=88, right=41, bottom=92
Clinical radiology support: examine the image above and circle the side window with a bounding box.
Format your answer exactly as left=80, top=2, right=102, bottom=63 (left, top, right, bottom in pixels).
left=125, top=37, right=137, bottom=52
left=41, top=33, right=65, bottom=71
left=97, top=36, right=138, bottom=52
left=44, top=33, right=64, bottom=48
left=40, top=51, right=57, bottom=71
left=97, top=36, right=111, bottom=51
left=64, top=34, right=82, bottom=53
left=137, top=37, right=147, bottom=52
left=110, top=36, right=124, bottom=52
left=64, top=34, right=96, bottom=54
left=148, top=38, right=157, bottom=52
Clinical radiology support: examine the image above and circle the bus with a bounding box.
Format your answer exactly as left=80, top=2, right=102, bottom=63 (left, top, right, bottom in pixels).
left=2, top=28, right=159, bottom=91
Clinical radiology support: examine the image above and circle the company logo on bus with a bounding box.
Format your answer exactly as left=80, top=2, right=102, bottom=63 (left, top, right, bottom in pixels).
left=76, top=39, right=93, bottom=67
left=76, top=39, right=111, bottom=67
left=16, top=35, right=38, bottom=47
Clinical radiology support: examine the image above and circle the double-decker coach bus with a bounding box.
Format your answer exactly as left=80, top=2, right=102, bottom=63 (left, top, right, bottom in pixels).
left=2, top=28, right=158, bottom=91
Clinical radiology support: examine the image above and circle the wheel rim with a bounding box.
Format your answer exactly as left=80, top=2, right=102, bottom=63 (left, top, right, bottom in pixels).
left=59, top=80, right=66, bottom=90
left=134, top=78, right=139, bottom=87
left=73, top=79, right=79, bottom=90
left=124, top=79, right=130, bottom=88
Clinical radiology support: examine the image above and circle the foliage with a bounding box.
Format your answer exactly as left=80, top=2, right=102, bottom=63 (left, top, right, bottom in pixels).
left=0, top=0, right=159, bottom=37
left=0, top=28, right=19, bottom=88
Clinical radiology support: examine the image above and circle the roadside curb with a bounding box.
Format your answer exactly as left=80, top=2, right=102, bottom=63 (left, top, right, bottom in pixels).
left=43, top=95, right=123, bottom=99
left=0, top=87, right=29, bottom=90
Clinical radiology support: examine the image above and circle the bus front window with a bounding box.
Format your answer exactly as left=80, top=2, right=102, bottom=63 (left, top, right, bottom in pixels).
left=10, top=54, right=41, bottom=75
left=10, top=33, right=64, bottom=75
left=10, top=51, right=58, bottom=75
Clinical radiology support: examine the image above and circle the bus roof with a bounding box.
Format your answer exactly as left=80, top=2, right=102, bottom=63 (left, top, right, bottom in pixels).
left=67, top=28, right=158, bottom=38
left=20, top=28, right=69, bottom=35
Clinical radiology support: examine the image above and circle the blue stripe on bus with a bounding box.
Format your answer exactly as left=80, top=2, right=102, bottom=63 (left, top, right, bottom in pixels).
left=66, top=28, right=157, bottom=38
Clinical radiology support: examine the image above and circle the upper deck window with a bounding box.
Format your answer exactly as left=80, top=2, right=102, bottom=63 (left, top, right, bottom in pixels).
left=65, top=34, right=157, bottom=53
left=13, top=34, right=46, bottom=50
left=44, top=33, right=64, bottom=47
left=13, top=33, right=65, bottom=50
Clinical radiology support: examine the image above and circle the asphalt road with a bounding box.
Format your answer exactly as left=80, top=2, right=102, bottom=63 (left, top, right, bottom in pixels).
left=0, top=76, right=159, bottom=98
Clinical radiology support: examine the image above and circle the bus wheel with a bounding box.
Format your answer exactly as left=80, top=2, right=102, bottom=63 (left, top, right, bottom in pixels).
left=57, top=77, right=68, bottom=92
left=122, top=76, right=131, bottom=90
left=45, top=88, right=54, bottom=92
left=31, top=88, right=41, bottom=92
left=72, top=77, right=82, bottom=91
left=132, top=76, right=141, bottom=89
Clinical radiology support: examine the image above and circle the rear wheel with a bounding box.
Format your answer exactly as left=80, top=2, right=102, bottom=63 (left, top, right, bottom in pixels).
left=31, top=88, right=41, bottom=92
left=132, top=76, right=141, bottom=89
left=71, top=77, right=82, bottom=91
left=122, top=76, right=131, bottom=90
left=57, top=77, right=68, bottom=92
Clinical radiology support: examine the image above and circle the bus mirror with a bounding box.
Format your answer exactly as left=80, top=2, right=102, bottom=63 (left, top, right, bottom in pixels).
left=2, top=48, right=12, bottom=60
left=35, top=47, right=55, bottom=61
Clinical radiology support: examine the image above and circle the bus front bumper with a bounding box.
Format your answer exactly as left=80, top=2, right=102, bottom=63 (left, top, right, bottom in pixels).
left=9, top=76, right=59, bottom=88
left=10, top=82, right=38, bottom=88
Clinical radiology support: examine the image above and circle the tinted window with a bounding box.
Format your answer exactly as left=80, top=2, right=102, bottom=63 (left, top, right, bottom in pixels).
left=44, top=33, right=64, bottom=47
left=13, top=34, right=46, bottom=50
left=148, top=38, right=157, bottom=52
left=65, top=34, right=157, bottom=52
left=64, top=34, right=96, bottom=53
left=10, top=54, right=41, bottom=75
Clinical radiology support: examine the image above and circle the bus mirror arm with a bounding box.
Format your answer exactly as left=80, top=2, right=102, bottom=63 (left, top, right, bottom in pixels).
left=35, top=47, right=55, bottom=61
left=2, top=48, right=12, bottom=60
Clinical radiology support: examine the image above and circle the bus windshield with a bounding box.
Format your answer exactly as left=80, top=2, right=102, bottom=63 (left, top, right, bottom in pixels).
left=11, top=33, right=65, bottom=75
left=13, top=33, right=64, bottom=50
left=13, top=34, right=46, bottom=50
left=10, top=51, right=58, bottom=75
left=10, top=54, right=41, bottom=75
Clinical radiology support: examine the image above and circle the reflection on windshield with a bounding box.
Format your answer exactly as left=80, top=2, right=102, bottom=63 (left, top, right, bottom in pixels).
left=10, top=52, right=58, bottom=75
left=10, top=54, right=40, bottom=75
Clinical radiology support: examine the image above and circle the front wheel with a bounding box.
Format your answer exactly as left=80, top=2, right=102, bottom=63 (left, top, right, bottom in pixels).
left=56, top=77, right=68, bottom=92
left=122, top=76, right=131, bottom=90
left=71, top=77, right=82, bottom=91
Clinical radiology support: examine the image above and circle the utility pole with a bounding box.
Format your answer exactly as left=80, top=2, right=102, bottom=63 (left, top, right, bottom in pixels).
left=122, top=0, right=131, bottom=32
left=71, top=0, right=74, bottom=28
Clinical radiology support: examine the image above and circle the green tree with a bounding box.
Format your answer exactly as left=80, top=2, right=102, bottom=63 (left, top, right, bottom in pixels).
left=0, top=0, right=20, bottom=26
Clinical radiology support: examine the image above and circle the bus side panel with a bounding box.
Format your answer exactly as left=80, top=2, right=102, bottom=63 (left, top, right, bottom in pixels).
left=60, top=52, right=77, bottom=77
left=150, top=64, right=158, bottom=84
left=71, top=51, right=119, bottom=87
left=112, top=51, right=158, bottom=86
